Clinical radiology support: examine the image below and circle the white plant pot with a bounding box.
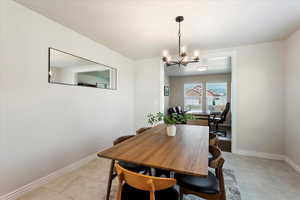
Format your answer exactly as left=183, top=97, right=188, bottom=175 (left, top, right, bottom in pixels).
left=166, top=125, right=176, bottom=136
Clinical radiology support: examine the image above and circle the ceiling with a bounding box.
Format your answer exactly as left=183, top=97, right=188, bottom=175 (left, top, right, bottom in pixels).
left=15, top=0, right=300, bottom=60
left=165, top=56, right=231, bottom=76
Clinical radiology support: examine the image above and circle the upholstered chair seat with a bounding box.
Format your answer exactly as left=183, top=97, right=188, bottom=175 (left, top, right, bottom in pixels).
left=175, top=171, right=220, bottom=194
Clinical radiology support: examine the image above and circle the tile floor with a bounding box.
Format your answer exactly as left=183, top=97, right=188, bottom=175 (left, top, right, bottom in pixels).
left=17, top=153, right=300, bottom=200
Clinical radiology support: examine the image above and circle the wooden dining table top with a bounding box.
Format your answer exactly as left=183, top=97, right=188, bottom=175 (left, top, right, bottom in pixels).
left=97, top=124, right=209, bottom=177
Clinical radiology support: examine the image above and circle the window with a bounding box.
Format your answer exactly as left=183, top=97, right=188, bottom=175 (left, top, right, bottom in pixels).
left=206, top=82, right=227, bottom=112
left=184, top=83, right=203, bottom=111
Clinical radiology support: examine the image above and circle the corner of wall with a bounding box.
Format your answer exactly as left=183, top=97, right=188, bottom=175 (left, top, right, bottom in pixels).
left=0, top=0, right=6, bottom=148
left=282, top=27, right=300, bottom=173
left=285, top=157, right=300, bottom=174
left=132, top=57, right=163, bottom=129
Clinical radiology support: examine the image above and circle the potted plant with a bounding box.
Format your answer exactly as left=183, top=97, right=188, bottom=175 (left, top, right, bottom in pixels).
left=147, top=112, right=195, bottom=136
left=163, top=114, right=178, bottom=136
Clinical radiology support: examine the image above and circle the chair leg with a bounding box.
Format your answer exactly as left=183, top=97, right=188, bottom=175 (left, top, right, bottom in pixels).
left=221, top=191, right=226, bottom=200
left=155, top=169, right=170, bottom=177
left=216, top=122, right=227, bottom=137
left=106, top=160, right=115, bottom=200
left=210, top=121, right=218, bottom=133
left=179, top=187, right=184, bottom=200
left=148, top=168, right=153, bottom=176
left=216, top=122, right=219, bottom=133
left=223, top=130, right=227, bottom=137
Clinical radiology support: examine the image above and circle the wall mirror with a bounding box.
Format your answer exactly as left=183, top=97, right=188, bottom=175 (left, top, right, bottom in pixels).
left=48, top=48, right=117, bottom=90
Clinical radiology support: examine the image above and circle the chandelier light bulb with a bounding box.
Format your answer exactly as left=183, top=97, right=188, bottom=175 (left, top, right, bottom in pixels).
left=162, top=50, right=168, bottom=57
left=194, top=50, right=199, bottom=57
left=181, top=46, right=186, bottom=53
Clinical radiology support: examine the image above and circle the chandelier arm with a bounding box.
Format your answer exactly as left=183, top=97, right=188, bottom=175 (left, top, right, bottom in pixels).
left=186, top=60, right=200, bottom=64
left=168, top=61, right=179, bottom=65
left=165, top=62, right=179, bottom=67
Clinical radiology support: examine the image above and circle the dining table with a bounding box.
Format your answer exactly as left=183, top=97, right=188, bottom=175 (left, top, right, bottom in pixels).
left=97, top=124, right=209, bottom=177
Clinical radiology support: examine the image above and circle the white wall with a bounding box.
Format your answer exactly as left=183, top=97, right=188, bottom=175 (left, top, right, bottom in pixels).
left=0, top=0, right=135, bottom=196
left=284, top=29, right=300, bottom=167
left=233, top=42, right=285, bottom=155
left=134, top=58, right=164, bottom=128
left=0, top=0, right=5, bottom=148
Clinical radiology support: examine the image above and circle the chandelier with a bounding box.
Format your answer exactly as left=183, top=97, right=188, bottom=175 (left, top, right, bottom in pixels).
left=162, top=16, right=201, bottom=67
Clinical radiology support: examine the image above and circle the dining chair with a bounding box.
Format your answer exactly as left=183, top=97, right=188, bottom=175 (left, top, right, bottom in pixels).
left=115, top=163, right=179, bottom=200
left=209, top=133, right=219, bottom=147
left=105, top=135, right=149, bottom=200
left=175, top=145, right=226, bottom=200
left=136, top=127, right=151, bottom=135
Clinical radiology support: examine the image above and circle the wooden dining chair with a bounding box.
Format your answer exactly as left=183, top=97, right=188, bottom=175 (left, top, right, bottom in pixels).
left=209, top=133, right=219, bottom=147
left=175, top=145, right=226, bottom=200
left=136, top=127, right=151, bottom=135
left=105, top=135, right=149, bottom=200
left=115, top=163, right=179, bottom=200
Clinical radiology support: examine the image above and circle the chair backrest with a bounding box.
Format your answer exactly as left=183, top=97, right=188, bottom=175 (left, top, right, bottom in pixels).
left=187, top=119, right=209, bottom=126
left=168, top=107, right=177, bottom=115
left=209, top=133, right=219, bottom=147
left=220, top=102, right=230, bottom=122
left=113, top=135, right=135, bottom=145
left=208, top=145, right=224, bottom=168
left=208, top=145, right=225, bottom=196
left=175, top=106, right=183, bottom=114
left=136, top=127, right=151, bottom=135
left=115, top=163, right=177, bottom=200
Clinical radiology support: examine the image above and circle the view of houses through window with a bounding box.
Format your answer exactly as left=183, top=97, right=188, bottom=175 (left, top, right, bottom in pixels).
left=184, top=82, right=228, bottom=112
left=184, top=83, right=203, bottom=111
left=206, top=82, right=227, bottom=112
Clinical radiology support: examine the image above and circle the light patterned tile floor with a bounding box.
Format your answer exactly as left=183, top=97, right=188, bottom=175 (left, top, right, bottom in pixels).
left=17, top=153, right=300, bottom=200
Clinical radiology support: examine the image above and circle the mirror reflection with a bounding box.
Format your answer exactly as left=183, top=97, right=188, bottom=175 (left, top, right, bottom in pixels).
left=48, top=48, right=117, bottom=90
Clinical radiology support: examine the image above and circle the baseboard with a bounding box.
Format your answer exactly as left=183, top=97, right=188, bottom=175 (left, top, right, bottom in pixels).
left=285, top=157, right=300, bottom=174
left=236, top=149, right=285, bottom=160
left=0, top=153, right=97, bottom=200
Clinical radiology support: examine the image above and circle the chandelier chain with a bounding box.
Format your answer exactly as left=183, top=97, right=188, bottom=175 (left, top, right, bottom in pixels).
left=178, top=21, right=181, bottom=57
